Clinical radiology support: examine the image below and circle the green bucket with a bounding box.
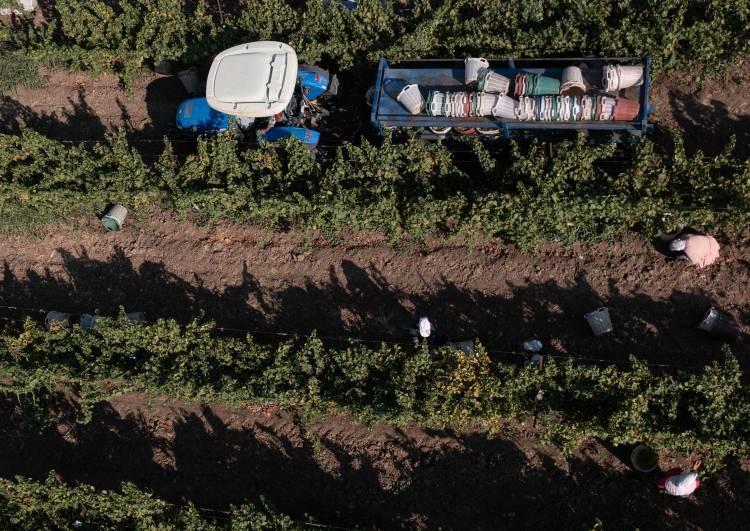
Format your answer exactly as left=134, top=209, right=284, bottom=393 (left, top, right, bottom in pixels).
left=530, top=75, right=561, bottom=96
left=101, top=204, right=128, bottom=232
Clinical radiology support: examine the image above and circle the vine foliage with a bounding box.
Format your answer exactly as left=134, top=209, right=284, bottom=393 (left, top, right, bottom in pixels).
left=2, top=317, right=749, bottom=471
left=3, top=0, right=749, bottom=83
left=0, top=128, right=748, bottom=248
left=0, top=474, right=299, bottom=530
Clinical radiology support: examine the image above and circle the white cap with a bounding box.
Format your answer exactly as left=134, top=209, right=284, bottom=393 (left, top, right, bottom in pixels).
left=523, top=339, right=543, bottom=352
left=670, top=238, right=686, bottom=251
left=418, top=317, right=432, bottom=338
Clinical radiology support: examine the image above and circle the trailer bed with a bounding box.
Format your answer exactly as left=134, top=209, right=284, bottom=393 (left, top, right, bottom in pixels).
left=371, top=56, right=653, bottom=141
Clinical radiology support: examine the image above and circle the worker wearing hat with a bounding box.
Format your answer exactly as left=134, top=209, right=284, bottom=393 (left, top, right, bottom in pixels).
left=669, top=234, right=720, bottom=268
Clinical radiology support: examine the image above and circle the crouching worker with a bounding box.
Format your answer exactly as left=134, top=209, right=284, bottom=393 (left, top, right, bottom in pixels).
left=412, top=317, right=474, bottom=354
left=413, top=317, right=448, bottom=349
left=522, top=339, right=545, bottom=369
left=658, top=460, right=701, bottom=497
left=669, top=234, right=720, bottom=268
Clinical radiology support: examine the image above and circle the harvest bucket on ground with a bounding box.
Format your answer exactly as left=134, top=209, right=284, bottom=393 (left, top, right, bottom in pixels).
left=101, top=204, right=128, bottom=232
left=45, top=311, right=71, bottom=331
left=698, top=307, right=738, bottom=342
left=631, top=444, right=658, bottom=473
left=177, top=66, right=201, bottom=95
left=79, top=314, right=97, bottom=329
left=584, top=307, right=613, bottom=336
left=126, top=312, right=147, bottom=323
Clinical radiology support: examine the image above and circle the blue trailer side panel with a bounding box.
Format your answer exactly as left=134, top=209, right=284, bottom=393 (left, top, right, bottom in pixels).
left=371, top=58, right=388, bottom=135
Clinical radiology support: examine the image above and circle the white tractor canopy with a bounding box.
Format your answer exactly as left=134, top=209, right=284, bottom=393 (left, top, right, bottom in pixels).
left=206, top=41, right=298, bottom=118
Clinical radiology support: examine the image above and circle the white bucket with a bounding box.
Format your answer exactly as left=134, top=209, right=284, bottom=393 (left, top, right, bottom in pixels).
left=561, top=66, right=586, bottom=96
left=492, top=95, right=518, bottom=119
left=427, top=91, right=445, bottom=116
left=455, top=92, right=470, bottom=117
left=477, top=93, right=500, bottom=116
left=397, top=84, right=424, bottom=115
left=581, top=95, right=593, bottom=120
left=479, top=71, right=511, bottom=94
left=79, top=314, right=97, bottom=330
left=0, top=0, right=37, bottom=13
left=464, top=57, right=489, bottom=85
left=584, top=307, right=613, bottom=336
left=603, top=65, right=619, bottom=92
left=603, top=64, right=643, bottom=92
left=429, top=127, right=452, bottom=135
left=697, top=307, right=738, bottom=341
left=45, top=311, right=71, bottom=331
left=102, top=204, right=128, bottom=232
left=599, top=96, right=616, bottom=120
left=571, top=96, right=581, bottom=121
left=441, top=92, right=453, bottom=117
left=520, top=96, right=536, bottom=121
left=560, top=96, right=571, bottom=121
left=618, top=65, right=643, bottom=89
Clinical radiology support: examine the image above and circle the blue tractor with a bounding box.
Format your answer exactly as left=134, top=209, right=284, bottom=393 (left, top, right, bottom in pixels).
left=176, top=41, right=338, bottom=147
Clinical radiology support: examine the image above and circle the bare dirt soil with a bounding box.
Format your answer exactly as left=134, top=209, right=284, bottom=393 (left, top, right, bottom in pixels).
left=0, top=68, right=187, bottom=158
left=1, top=391, right=749, bottom=530
left=1, top=213, right=748, bottom=370
left=650, top=60, right=750, bottom=156
left=1, top=60, right=749, bottom=156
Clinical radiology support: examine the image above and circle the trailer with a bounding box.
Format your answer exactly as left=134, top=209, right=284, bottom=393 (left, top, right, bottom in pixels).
left=370, top=56, right=654, bottom=142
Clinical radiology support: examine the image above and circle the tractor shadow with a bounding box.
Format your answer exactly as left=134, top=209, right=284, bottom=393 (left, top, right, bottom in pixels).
left=0, top=90, right=108, bottom=140
left=0, top=247, right=747, bottom=370
left=0, top=74, right=189, bottom=159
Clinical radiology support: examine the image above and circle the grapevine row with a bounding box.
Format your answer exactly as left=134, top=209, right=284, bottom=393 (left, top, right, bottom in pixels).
left=2, top=0, right=748, bottom=84
left=1, top=128, right=748, bottom=247
left=0, top=473, right=300, bottom=530
left=3, top=316, right=748, bottom=471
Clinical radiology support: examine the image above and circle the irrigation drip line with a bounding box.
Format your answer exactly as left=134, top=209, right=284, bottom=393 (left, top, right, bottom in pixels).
left=39, top=136, right=729, bottom=159
left=159, top=500, right=359, bottom=530
left=0, top=304, right=738, bottom=375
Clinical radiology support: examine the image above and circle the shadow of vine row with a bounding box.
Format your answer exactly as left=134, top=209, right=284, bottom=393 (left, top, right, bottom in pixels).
left=0, top=246, right=746, bottom=370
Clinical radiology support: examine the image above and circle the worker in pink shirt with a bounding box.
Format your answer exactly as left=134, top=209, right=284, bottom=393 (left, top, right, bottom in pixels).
left=669, top=234, right=720, bottom=268
left=658, top=460, right=702, bottom=497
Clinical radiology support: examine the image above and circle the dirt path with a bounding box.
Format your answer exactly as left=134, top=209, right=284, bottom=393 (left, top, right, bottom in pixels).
left=1, top=61, right=749, bottom=156
left=1, top=391, right=748, bottom=530
left=1, top=214, right=747, bottom=370
left=650, top=60, right=750, bottom=156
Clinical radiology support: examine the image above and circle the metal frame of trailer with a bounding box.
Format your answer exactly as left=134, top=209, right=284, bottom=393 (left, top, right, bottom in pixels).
left=371, top=56, right=654, bottom=141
